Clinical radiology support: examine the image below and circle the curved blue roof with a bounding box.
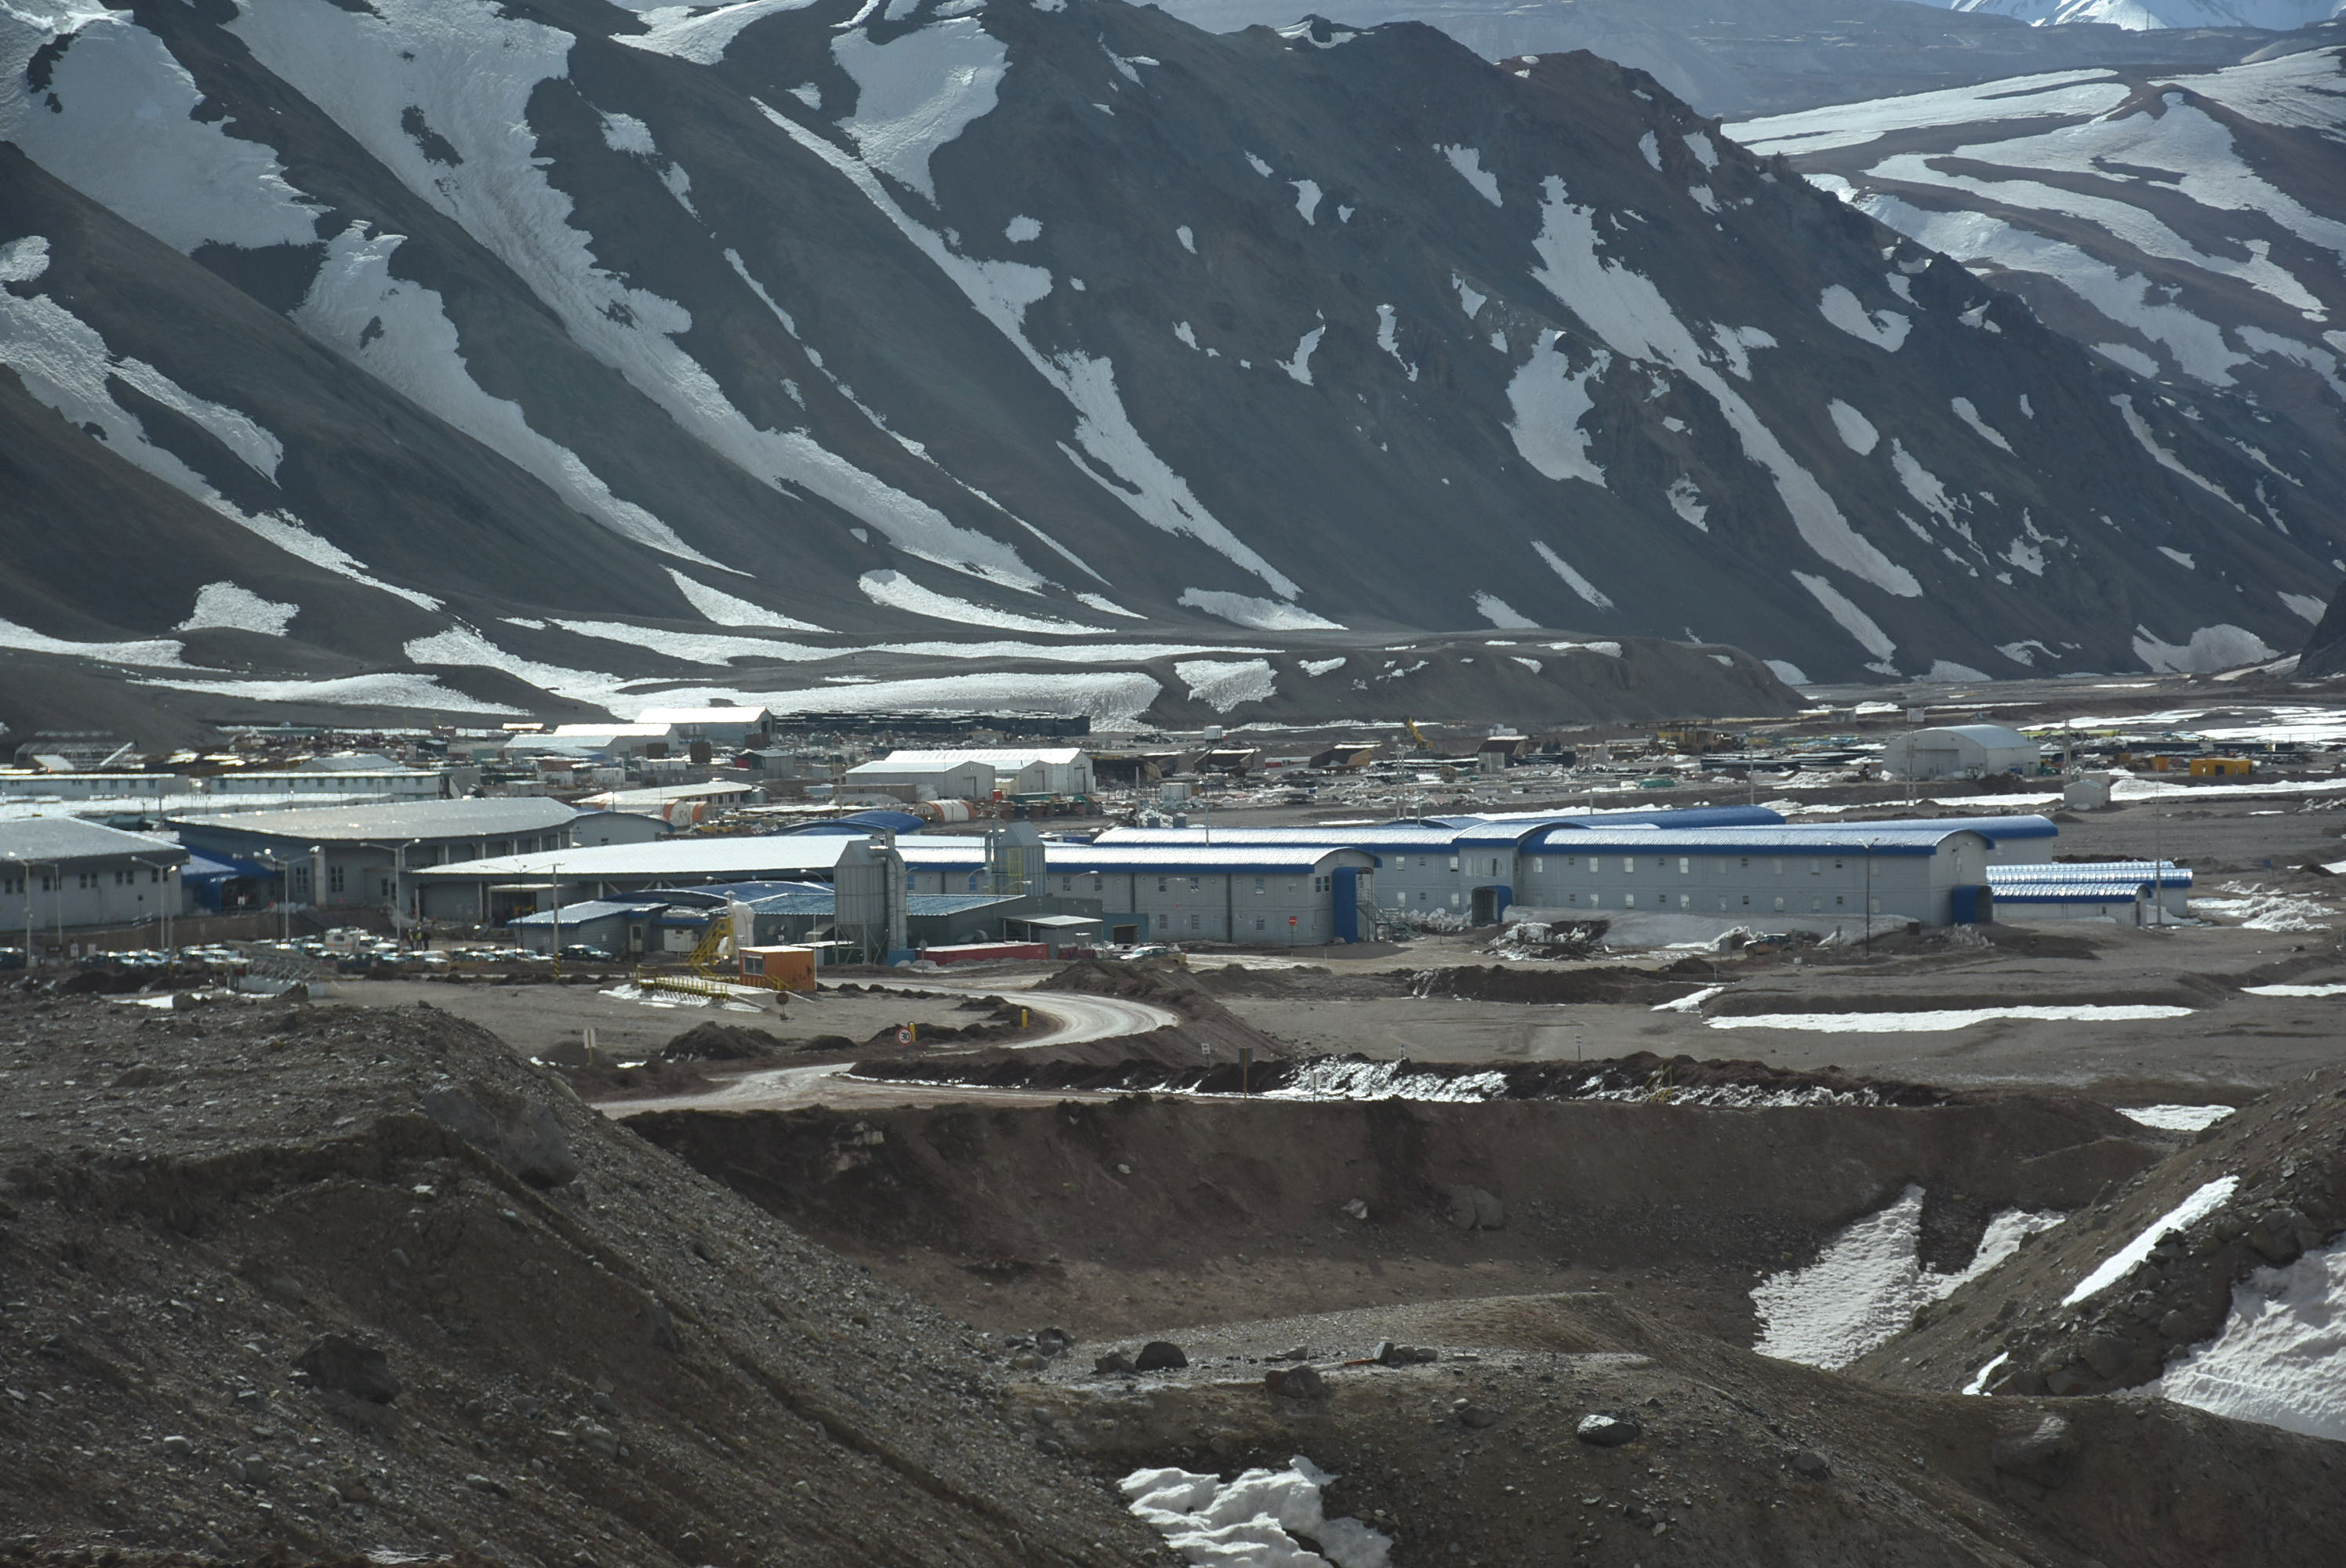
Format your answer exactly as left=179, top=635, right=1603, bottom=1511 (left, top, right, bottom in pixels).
left=1523, top=826, right=1989, bottom=857
left=1772, top=815, right=2058, bottom=843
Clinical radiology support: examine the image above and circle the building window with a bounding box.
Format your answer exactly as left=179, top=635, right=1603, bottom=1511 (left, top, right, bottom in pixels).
left=1677, top=857, right=1690, bottom=875
left=1774, top=896, right=1785, bottom=912
left=329, top=866, right=347, bottom=894
left=1532, top=858, right=1545, bottom=874
left=1255, top=917, right=1266, bottom=931
left=1739, top=857, right=1749, bottom=869
left=1835, top=895, right=1845, bottom=907
left=1061, top=877, right=1072, bottom=891
left=1870, top=897, right=1882, bottom=914
left=1589, top=892, right=1601, bottom=908
left=1811, top=896, right=1822, bottom=911
left=1188, top=914, right=1200, bottom=931
left=1625, top=893, right=1637, bottom=908
left=1188, top=877, right=1200, bottom=891
left=1810, top=859, right=1821, bottom=877
left=1447, top=857, right=1458, bottom=872
left=1680, top=894, right=1690, bottom=909
left=1833, top=858, right=1844, bottom=871
left=1621, top=858, right=1634, bottom=873
left=1255, top=877, right=1266, bottom=894
left=1567, top=892, right=1578, bottom=905
left=1740, top=895, right=1750, bottom=907
left=1772, top=858, right=1784, bottom=876
left=1448, top=892, right=1460, bottom=907
left=380, top=878, right=393, bottom=898
left=1157, top=877, right=1168, bottom=894
left=1154, top=913, right=1168, bottom=931
left=1417, top=891, right=1427, bottom=904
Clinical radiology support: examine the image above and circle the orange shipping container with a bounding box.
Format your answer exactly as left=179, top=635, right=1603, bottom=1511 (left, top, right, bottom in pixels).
left=738, top=944, right=816, bottom=992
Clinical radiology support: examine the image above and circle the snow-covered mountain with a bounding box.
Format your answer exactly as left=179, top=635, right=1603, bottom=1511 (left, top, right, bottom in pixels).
left=1731, top=44, right=2346, bottom=604
left=1934, top=1, right=2344, bottom=31
left=2, top=1, right=2341, bottom=731
left=1150, top=0, right=2297, bottom=118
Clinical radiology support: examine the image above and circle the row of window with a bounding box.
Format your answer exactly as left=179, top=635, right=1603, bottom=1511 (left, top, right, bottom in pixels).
left=1149, top=913, right=1298, bottom=933
left=1531, top=855, right=1853, bottom=877
left=1556, top=891, right=1885, bottom=913
left=0, top=866, right=170, bottom=895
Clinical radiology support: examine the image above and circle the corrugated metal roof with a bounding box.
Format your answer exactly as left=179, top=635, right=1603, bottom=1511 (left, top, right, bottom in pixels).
left=1522, top=826, right=1984, bottom=856
left=0, top=817, right=185, bottom=862
left=1990, top=884, right=2184, bottom=901
left=866, top=747, right=1086, bottom=768
left=412, top=833, right=987, bottom=880
left=1772, top=814, right=2059, bottom=841
left=509, top=898, right=675, bottom=926
left=1901, top=724, right=2037, bottom=748
left=172, top=797, right=577, bottom=842
left=1098, top=825, right=1460, bottom=848
left=1045, top=846, right=1379, bottom=874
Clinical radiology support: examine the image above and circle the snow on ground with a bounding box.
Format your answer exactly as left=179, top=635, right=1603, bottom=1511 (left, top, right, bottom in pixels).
left=1792, top=571, right=1899, bottom=664
left=136, top=671, right=525, bottom=713
left=296, top=223, right=720, bottom=564
left=1175, top=658, right=1277, bottom=712
left=176, top=583, right=298, bottom=637
left=2156, top=1237, right=2346, bottom=1443
left=1818, top=285, right=1910, bottom=351
left=1263, top=1059, right=1512, bottom=1104
left=2195, top=882, right=2333, bottom=932
left=1280, top=321, right=1326, bottom=385
left=1755, top=1185, right=2065, bottom=1368
left=1177, top=589, right=1343, bottom=631
left=1531, top=543, right=1615, bottom=608
left=1525, top=178, right=1921, bottom=598
left=666, top=568, right=827, bottom=631
left=1709, top=1004, right=2195, bottom=1033
left=763, top=31, right=1302, bottom=601
left=859, top=570, right=1106, bottom=634
left=615, top=0, right=819, bottom=66
left=1122, top=1457, right=1392, bottom=1568
left=759, top=670, right=1161, bottom=723
left=1649, top=985, right=1723, bottom=1013
left=1435, top=143, right=1502, bottom=205
left=1505, top=334, right=1608, bottom=485
left=1725, top=71, right=2131, bottom=158
left=1472, top=593, right=1537, bottom=630
left=0, top=235, right=435, bottom=608
left=2242, top=982, right=2346, bottom=998
left=551, top=619, right=829, bottom=664
left=1828, top=399, right=1880, bottom=455
left=1299, top=656, right=1346, bottom=676
left=0, top=7, right=321, bottom=254
left=2118, top=1104, right=2237, bottom=1132
left=0, top=615, right=186, bottom=669
left=233, top=0, right=1048, bottom=590
left=2062, top=1175, right=2239, bottom=1306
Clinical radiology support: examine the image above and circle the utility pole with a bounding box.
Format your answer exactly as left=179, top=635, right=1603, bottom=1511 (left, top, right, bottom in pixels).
left=129, top=856, right=173, bottom=956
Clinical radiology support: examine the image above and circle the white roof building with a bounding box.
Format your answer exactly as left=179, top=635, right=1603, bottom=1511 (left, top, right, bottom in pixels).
left=849, top=747, right=1093, bottom=797
left=1881, top=725, right=2040, bottom=781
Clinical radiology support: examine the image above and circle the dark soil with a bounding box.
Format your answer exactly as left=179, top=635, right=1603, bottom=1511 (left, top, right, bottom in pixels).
left=0, top=994, right=1161, bottom=1566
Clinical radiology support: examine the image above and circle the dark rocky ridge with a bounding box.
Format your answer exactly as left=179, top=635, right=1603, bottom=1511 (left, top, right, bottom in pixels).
left=2, top=0, right=2340, bottom=731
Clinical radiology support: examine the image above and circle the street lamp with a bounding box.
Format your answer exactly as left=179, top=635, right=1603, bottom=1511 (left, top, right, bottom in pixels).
left=352, top=840, right=420, bottom=938
left=1862, top=836, right=1879, bottom=955
left=2, top=853, right=41, bottom=963
left=252, top=852, right=298, bottom=942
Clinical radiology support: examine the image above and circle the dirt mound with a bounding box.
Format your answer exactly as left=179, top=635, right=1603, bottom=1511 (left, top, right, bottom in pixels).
left=844, top=1047, right=1959, bottom=1108
left=1405, top=962, right=1712, bottom=1005
left=1856, top=1062, right=2346, bottom=1403
left=658, top=1021, right=785, bottom=1061
left=632, top=1090, right=2156, bottom=1348
left=1019, top=1290, right=2346, bottom=1568
left=1038, top=958, right=1291, bottom=1062
left=0, top=995, right=1157, bottom=1565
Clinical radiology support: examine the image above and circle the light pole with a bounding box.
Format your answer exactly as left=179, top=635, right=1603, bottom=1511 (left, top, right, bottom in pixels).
left=352, top=840, right=419, bottom=939
left=252, top=853, right=296, bottom=942
left=1862, top=836, right=1878, bottom=955
left=550, top=864, right=564, bottom=978
left=3, top=854, right=34, bottom=962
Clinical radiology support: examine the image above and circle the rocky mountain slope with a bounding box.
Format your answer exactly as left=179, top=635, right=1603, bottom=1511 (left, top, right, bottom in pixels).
left=4, top=0, right=2342, bottom=728
left=1157, top=0, right=2303, bottom=118
left=1936, top=0, right=2345, bottom=27
left=1732, top=42, right=2346, bottom=621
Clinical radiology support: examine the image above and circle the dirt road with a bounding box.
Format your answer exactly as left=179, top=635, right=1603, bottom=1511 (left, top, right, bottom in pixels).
left=602, top=983, right=1180, bottom=1117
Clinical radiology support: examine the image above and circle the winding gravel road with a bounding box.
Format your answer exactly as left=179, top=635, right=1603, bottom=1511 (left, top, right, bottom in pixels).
left=602, top=983, right=1178, bottom=1118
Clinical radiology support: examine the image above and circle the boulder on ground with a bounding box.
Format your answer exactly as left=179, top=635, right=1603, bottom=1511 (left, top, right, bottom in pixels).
left=1134, top=1341, right=1188, bottom=1372
left=294, top=1334, right=401, bottom=1404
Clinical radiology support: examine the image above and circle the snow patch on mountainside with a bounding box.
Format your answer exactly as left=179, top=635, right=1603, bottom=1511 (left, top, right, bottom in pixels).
left=1473, top=592, right=1538, bottom=630
left=295, top=223, right=720, bottom=565
left=1436, top=143, right=1502, bottom=205
left=616, top=0, right=819, bottom=66
left=231, top=0, right=1048, bottom=589
left=0, top=8, right=319, bottom=254
left=666, top=569, right=829, bottom=631
left=1175, top=657, right=1277, bottom=710
left=1505, top=334, right=1609, bottom=485
left=177, top=583, right=298, bottom=637
left=859, top=570, right=1106, bottom=633
left=0, top=235, right=436, bottom=608
left=1527, top=179, right=1922, bottom=598
left=1793, top=570, right=1899, bottom=664
left=1177, top=589, right=1343, bottom=631
left=1532, top=543, right=1616, bottom=609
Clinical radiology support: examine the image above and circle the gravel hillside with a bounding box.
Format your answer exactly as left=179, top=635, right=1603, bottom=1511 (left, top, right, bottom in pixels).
left=0, top=993, right=1164, bottom=1566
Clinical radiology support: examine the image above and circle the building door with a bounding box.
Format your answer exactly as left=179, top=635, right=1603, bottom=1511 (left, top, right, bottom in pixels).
left=1469, top=886, right=1502, bottom=925
left=1111, top=924, right=1138, bottom=943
